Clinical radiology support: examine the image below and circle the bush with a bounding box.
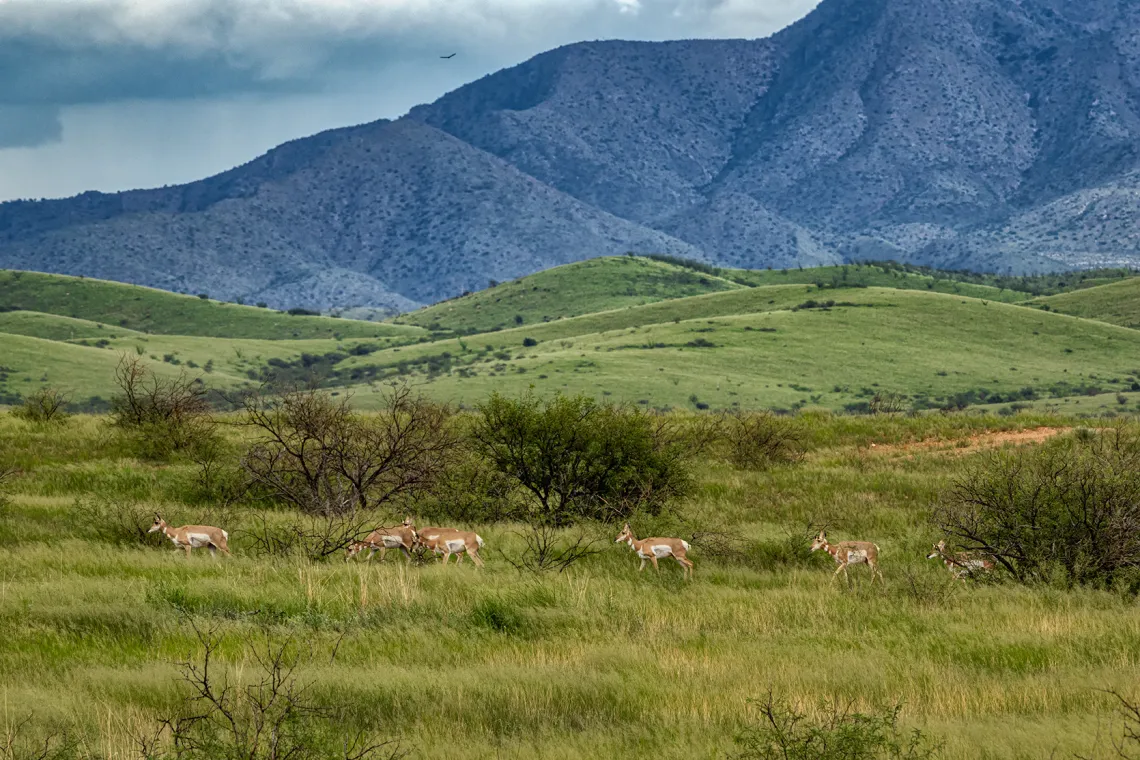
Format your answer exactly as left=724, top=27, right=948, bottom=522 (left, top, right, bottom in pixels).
left=241, top=385, right=457, bottom=516
left=472, top=393, right=695, bottom=525
left=139, top=621, right=405, bottom=760
left=725, top=411, right=804, bottom=469
left=110, top=355, right=216, bottom=460
left=11, top=386, right=70, bottom=424
left=734, top=692, right=940, bottom=760
left=522, top=337, right=538, bottom=347
left=935, top=425, right=1140, bottom=589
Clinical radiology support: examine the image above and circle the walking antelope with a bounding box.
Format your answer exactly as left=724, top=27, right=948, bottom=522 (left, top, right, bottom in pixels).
left=927, top=539, right=994, bottom=580
left=345, top=516, right=419, bottom=563
left=415, top=526, right=485, bottom=567
left=148, top=514, right=230, bottom=558
left=614, top=523, right=693, bottom=578
left=810, top=530, right=882, bottom=584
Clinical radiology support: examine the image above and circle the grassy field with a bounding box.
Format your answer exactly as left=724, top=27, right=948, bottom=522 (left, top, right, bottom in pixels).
left=1033, top=277, right=1140, bottom=329
left=394, top=256, right=743, bottom=334
left=340, top=287, right=1140, bottom=412
left=0, top=269, right=425, bottom=340
left=2, top=411, right=1138, bottom=759
left=3, top=260, right=1140, bottom=415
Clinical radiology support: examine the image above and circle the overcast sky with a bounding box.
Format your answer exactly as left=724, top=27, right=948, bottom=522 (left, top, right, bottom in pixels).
left=0, top=0, right=820, bottom=202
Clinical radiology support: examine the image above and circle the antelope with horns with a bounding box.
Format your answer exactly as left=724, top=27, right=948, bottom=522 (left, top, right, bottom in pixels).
left=614, top=523, right=693, bottom=578
left=415, top=526, right=485, bottom=567
left=149, top=513, right=230, bottom=558
left=811, top=530, right=881, bottom=584
left=927, top=539, right=994, bottom=580
left=345, top=516, right=419, bottom=563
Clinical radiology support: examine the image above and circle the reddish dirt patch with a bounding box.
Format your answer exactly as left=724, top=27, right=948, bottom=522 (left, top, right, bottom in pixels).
left=865, top=427, right=1067, bottom=457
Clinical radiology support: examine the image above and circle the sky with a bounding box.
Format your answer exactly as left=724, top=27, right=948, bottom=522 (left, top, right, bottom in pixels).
left=0, top=0, right=821, bottom=202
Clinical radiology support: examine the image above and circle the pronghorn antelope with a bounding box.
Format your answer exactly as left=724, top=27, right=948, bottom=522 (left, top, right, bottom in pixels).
left=148, top=514, right=230, bottom=558
left=614, top=523, right=693, bottom=578
left=345, top=516, right=419, bottom=563
left=927, top=539, right=995, bottom=580
left=810, top=530, right=881, bottom=583
left=415, top=526, right=485, bottom=567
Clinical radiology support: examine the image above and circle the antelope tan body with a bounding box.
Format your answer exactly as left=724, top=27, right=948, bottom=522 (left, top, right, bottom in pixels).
left=927, top=540, right=994, bottom=580
left=416, top=526, right=485, bottom=567
left=615, top=523, right=693, bottom=578
left=811, top=531, right=881, bottom=583
left=149, top=514, right=230, bottom=558
left=345, top=517, right=418, bottom=563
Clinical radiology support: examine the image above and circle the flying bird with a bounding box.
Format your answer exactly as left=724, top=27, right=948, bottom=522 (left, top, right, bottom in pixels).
left=440, top=53, right=456, bottom=59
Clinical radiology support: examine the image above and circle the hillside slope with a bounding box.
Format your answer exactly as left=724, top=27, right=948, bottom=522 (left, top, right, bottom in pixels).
left=0, top=270, right=425, bottom=340
left=1032, top=276, right=1140, bottom=328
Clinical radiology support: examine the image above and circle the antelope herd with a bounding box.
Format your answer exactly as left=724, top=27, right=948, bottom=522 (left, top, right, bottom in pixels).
left=149, top=514, right=995, bottom=582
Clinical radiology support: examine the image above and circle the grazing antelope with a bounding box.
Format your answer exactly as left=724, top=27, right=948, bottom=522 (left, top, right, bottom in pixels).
left=810, top=530, right=881, bottom=584
left=345, top=516, right=419, bottom=563
left=614, top=523, right=693, bottom=578
left=415, top=526, right=485, bottom=567
left=927, top=539, right=995, bottom=580
left=148, top=513, right=230, bottom=558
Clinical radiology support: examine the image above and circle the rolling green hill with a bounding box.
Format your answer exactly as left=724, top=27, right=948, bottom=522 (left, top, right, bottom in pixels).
left=393, top=256, right=742, bottom=333
left=0, top=333, right=209, bottom=403
left=1031, top=276, right=1140, bottom=329
left=341, top=287, right=1140, bottom=412
left=3, top=264, right=1140, bottom=415
left=0, top=270, right=426, bottom=340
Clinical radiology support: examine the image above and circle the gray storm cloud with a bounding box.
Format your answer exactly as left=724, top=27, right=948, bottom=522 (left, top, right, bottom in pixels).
left=0, top=0, right=819, bottom=103
left=0, top=0, right=817, bottom=184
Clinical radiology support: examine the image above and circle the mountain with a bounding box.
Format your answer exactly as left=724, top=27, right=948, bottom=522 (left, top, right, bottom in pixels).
left=5, top=0, right=1140, bottom=310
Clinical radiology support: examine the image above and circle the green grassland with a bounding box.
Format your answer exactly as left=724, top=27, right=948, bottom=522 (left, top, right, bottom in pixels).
left=2, top=413, right=1138, bottom=759
left=394, top=256, right=743, bottom=334
left=3, top=260, right=1140, bottom=415
left=0, top=334, right=203, bottom=403
left=0, top=269, right=425, bottom=340
left=1033, top=277, right=1140, bottom=329
left=338, top=287, right=1140, bottom=412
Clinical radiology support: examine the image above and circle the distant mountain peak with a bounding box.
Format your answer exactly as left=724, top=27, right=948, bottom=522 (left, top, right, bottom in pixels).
left=5, top=0, right=1140, bottom=310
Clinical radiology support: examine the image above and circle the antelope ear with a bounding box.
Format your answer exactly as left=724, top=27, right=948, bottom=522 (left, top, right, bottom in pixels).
left=154, top=512, right=161, bottom=520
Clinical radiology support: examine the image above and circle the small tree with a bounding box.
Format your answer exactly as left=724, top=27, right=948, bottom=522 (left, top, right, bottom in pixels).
left=472, top=392, right=693, bottom=525
left=935, top=426, right=1140, bottom=588
left=12, top=387, right=70, bottom=423
left=241, top=385, right=457, bottom=517
left=110, top=354, right=214, bottom=458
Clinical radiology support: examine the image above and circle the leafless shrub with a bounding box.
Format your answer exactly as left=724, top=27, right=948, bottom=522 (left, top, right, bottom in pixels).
left=869, top=392, right=908, bottom=415
left=724, top=411, right=804, bottom=470
left=73, top=496, right=166, bottom=547
left=241, top=385, right=457, bottom=516
left=935, top=425, right=1140, bottom=589
left=0, top=715, right=78, bottom=760
left=897, top=564, right=960, bottom=608
left=240, top=511, right=377, bottom=562
left=11, top=387, right=70, bottom=424
left=111, top=355, right=215, bottom=459
left=137, top=619, right=405, bottom=760
left=498, top=523, right=607, bottom=573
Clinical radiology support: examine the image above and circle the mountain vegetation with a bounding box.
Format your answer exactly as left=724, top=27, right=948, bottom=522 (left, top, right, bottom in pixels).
left=6, top=0, right=1140, bottom=308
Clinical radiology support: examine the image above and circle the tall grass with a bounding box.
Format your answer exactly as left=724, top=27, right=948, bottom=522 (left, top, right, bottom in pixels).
left=1, top=411, right=1138, bottom=758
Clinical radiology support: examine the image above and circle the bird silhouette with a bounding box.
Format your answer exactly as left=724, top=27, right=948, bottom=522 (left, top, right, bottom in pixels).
left=440, top=53, right=456, bottom=59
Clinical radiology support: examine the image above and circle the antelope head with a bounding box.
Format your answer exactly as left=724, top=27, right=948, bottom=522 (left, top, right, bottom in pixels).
left=148, top=514, right=167, bottom=534
left=810, top=530, right=828, bottom=552
left=615, top=523, right=634, bottom=545
left=927, top=539, right=947, bottom=560
left=344, top=541, right=367, bottom=562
